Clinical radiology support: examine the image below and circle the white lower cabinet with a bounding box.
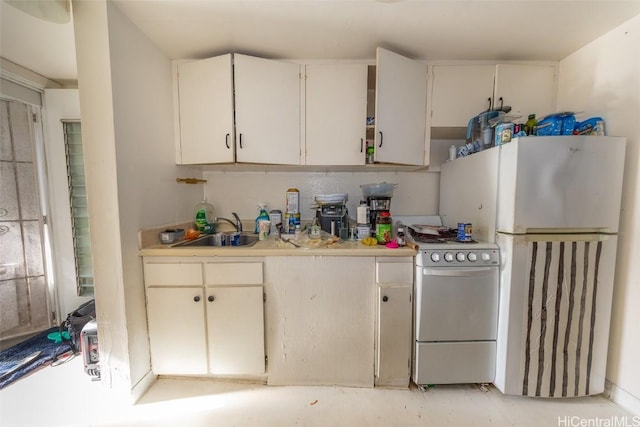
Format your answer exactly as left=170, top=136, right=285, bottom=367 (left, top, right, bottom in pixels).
left=144, top=258, right=265, bottom=376
left=146, top=286, right=208, bottom=375
left=375, top=257, right=413, bottom=387
left=206, top=286, right=265, bottom=374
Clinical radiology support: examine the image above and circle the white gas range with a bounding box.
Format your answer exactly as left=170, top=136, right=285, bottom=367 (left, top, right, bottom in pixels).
left=395, top=216, right=500, bottom=387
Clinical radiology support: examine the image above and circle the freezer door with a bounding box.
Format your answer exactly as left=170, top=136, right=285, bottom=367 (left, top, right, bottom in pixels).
left=494, top=233, right=617, bottom=397
left=497, top=136, right=626, bottom=234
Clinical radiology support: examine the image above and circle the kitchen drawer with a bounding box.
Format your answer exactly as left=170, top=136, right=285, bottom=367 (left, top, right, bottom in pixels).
left=376, top=258, right=413, bottom=284
left=205, top=262, right=263, bottom=285
left=414, top=341, right=496, bottom=384
left=144, top=262, right=203, bottom=286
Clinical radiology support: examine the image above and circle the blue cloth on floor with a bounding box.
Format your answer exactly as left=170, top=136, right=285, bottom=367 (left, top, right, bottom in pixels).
left=0, top=327, right=73, bottom=389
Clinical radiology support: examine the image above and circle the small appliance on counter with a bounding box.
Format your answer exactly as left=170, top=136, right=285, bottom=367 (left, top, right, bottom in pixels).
left=316, top=203, right=349, bottom=235
left=315, top=193, right=349, bottom=236
left=360, top=183, right=397, bottom=237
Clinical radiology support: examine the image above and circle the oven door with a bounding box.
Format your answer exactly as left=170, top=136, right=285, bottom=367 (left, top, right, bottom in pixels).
left=415, top=266, right=498, bottom=342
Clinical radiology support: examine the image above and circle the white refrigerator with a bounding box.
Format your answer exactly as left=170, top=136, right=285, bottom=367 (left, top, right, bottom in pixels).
left=440, top=136, right=626, bottom=398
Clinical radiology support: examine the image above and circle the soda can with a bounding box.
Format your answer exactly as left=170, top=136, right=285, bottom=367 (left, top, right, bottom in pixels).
left=457, top=223, right=472, bottom=242
left=213, top=232, right=224, bottom=246
left=227, top=232, right=240, bottom=246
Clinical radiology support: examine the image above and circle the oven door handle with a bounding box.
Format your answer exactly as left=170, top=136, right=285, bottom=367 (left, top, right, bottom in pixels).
left=422, top=267, right=495, bottom=277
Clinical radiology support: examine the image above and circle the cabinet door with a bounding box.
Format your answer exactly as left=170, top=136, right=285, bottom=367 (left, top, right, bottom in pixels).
left=234, top=54, right=301, bottom=165
left=177, top=55, right=234, bottom=164
left=374, top=47, right=428, bottom=166
left=376, top=285, right=412, bottom=387
left=146, top=287, right=207, bottom=374
left=430, top=64, right=496, bottom=127
left=206, top=286, right=265, bottom=374
left=305, top=64, right=368, bottom=165
left=494, top=64, right=557, bottom=118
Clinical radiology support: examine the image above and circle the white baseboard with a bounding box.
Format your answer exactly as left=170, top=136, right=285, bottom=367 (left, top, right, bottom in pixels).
left=606, top=380, right=640, bottom=416
left=131, top=369, right=156, bottom=404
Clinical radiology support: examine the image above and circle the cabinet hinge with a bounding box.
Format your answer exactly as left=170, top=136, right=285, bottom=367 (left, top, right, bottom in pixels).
left=265, top=355, right=268, bottom=369
left=299, top=72, right=307, bottom=80
left=32, top=113, right=37, bottom=123
left=51, top=311, right=57, bottom=324
left=263, top=293, right=266, bottom=302
left=42, top=215, right=47, bottom=225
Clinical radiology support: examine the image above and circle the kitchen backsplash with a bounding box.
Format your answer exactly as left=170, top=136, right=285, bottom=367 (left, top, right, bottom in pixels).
left=203, top=170, right=441, bottom=222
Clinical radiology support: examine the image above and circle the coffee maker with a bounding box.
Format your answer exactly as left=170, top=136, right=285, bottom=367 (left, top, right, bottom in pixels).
left=316, top=203, right=349, bottom=236
left=368, top=196, right=391, bottom=233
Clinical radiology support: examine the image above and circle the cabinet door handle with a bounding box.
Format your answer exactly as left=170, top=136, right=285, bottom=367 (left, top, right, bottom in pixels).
left=360, top=138, right=364, bottom=153
left=193, top=296, right=201, bottom=302
left=239, top=133, right=243, bottom=149
left=487, top=97, right=492, bottom=111
left=225, top=133, right=230, bottom=149
left=378, top=131, right=383, bottom=148
left=382, top=296, right=388, bottom=302
left=208, top=295, right=215, bottom=302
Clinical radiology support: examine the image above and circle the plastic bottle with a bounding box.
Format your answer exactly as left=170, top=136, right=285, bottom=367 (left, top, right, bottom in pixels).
left=255, top=203, right=270, bottom=234
left=524, top=114, right=537, bottom=136
left=396, top=226, right=406, bottom=247
left=194, top=198, right=215, bottom=232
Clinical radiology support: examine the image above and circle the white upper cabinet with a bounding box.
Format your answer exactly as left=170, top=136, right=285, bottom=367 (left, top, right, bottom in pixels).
left=304, top=64, right=368, bottom=165
left=374, top=48, right=428, bottom=166
left=430, top=63, right=557, bottom=128
left=494, top=64, right=556, bottom=118
left=177, top=55, right=235, bottom=164
left=430, top=64, right=496, bottom=128
left=234, top=54, right=301, bottom=165
left=176, top=54, right=301, bottom=165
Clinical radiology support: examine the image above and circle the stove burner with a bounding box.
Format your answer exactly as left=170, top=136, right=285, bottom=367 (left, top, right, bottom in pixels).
left=408, top=227, right=477, bottom=244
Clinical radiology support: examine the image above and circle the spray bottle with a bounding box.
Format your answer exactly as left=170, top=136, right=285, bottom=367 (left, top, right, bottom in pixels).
left=255, top=203, right=270, bottom=234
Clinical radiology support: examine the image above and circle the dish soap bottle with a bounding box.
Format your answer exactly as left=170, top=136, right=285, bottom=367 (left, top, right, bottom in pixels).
left=255, top=203, right=270, bottom=234
left=194, top=198, right=215, bottom=232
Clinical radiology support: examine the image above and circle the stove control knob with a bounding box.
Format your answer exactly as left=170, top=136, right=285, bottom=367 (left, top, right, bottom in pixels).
left=467, top=252, right=477, bottom=262
left=481, top=252, right=492, bottom=262
left=430, top=253, right=441, bottom=263
left=456, top=252, right=466, bottom=262
left=444, top=252, right=454, bottom=262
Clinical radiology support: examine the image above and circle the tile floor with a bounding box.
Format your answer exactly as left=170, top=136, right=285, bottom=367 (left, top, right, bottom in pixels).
left=0, top=357, right=635, bottom=427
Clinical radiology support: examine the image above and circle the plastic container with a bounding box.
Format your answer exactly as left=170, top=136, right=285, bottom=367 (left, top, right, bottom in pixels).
left=286, top=188, right=299, bottom=213
left=194, top=199, right=215, bottom=232
left=361, top=182, right=397, bottom=198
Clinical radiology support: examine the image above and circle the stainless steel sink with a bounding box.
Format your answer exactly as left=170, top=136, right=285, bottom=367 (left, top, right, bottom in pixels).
left=173, top=233, right=259, bottom=248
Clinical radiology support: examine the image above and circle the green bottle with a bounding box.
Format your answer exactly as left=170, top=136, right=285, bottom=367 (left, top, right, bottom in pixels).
left=194, top=199, right=215, bottom=232
left=524, top=114, right=537, bottom=136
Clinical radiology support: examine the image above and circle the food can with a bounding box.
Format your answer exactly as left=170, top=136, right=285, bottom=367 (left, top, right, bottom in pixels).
left=357, top=225, right=371, bottom=241
left=213, top=232, right=224, bottom=246
left=269, top=209, right=282, bottom=234
left=457, top=223, right=472, bottom=242
left=227, top=232, right=240, bottom=246
left=284, top=212, right=300, bottom=233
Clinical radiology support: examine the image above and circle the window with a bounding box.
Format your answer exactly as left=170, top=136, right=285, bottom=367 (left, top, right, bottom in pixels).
left=63, top=122, right=94, bottom=296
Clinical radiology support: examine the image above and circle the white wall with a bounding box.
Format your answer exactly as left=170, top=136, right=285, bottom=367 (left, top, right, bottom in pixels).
left=557, top=14, right=640, bottom=413
left=72, top=0, right=201, bottom=401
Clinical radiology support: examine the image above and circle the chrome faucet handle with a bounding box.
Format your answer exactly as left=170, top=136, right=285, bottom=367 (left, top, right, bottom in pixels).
left=231, top=212, right=242, bottom=232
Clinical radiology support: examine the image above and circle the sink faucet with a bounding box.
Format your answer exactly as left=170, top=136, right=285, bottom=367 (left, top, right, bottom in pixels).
left=216, top=212, right=243, bottom=232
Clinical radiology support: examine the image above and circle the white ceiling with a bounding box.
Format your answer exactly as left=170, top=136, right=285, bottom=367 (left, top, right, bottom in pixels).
left=2, top=0, right=640, bottom=83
